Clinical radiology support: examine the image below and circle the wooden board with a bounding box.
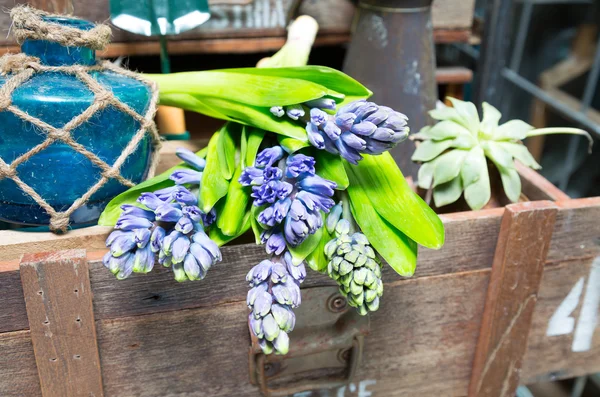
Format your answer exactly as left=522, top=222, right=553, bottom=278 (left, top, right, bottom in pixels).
left=20, top=250, right=104, bottom=397
left=469, top=202, right=558, bottom=397
left=0, top=330, right=41, bottom=397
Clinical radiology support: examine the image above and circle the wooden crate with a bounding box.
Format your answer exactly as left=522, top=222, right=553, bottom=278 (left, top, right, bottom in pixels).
left=0, top=0, right=476, bottom=57
left=0, top=142, right=599, bottom=397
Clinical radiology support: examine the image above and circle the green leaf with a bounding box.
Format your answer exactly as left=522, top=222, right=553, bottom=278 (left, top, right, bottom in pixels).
left=315, top=150, right=349, bottom=190
left=433, top=177, right=463, bottom=207
left=451, top=134, right=477, bottom=149
left=149, top=70, right=343, bottom=107
left=426, top=120, right=472, bottom=141
left=218, top=122, right=238, bottom=180
left=200, top=131, right=230, bottom=213
left=220, top=66, right=372, bottom=98
left=447, top=97, right=480, bottom=135
left=411, top=139, right=453, bottom=162
left=216, top=166, right=251, bottom=236
left=305, top=228, right=334, bottom=273
left=526, top=127, right=593, bottom=152
left=483, top=141, right=515, bottom=170
left=432, top=149, right=468, bottom=187
left=429, top=106, right=461, bottom=122
left=246, top=128, right=265, bottom=167
left=480, top=102, right=501, bottom=137
left=461, top=147, right=491, bottom=210
left=346, top=179, right=418, bottom=277
left=98, top=147, right=208, bottom=226
left=498, top=166, right=521, bottom=203
left=346, top=153, right=445, bottom=249
left=279, top=136, right=310, bottom=153
left=494, top=119, right=534, bottom=141
left=417, top=161, right=435, bottom=189
left=210, top=212, right=252, bottom=246
left=495, top=142, right=541, bottom=169
left=289, top=226, right=323, bottom=266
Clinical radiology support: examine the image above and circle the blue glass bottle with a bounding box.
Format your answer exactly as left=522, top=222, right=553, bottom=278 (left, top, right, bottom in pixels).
left=0, top=16, right=152, bottom=227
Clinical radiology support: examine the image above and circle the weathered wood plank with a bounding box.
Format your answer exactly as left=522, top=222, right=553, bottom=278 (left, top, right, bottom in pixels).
left=522, top=258, right=600, bottom=384
left=20, top=250, right=104, bottom=397
left=0, top=330, right=41, bottom=397
left=547, top=197, right=600, bottom=263
left=92, top=269, right=489, bottom=396
left=0, top=268, right=27, bottom=333
left=469, top=201, right=558, bottom=397
left=516, top=161, right=570, bottom=202
left=0, top=207, right=502, bottom=333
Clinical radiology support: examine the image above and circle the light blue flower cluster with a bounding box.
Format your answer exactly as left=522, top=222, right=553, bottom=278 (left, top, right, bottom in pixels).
left=270, top=98, right=409, bottom=164
left=103, top=148, right=220, bottom=281
left=240, top=147, right=336, bottom=248
left=247, top=252, right=305, bottom=355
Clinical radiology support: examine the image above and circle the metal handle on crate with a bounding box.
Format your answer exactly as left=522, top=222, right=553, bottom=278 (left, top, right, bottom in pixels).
left=254, top=336, right=364, bottom=397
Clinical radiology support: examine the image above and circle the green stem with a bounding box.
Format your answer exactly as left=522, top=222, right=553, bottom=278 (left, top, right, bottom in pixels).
left=527, top=127, right=594, bottom=153
left=341, top=191, right=358, bottom=234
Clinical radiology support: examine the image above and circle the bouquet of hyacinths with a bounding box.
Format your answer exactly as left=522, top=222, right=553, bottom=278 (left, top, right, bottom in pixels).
left=98, top=17, right=445, bottom=355
left=411, top=98, right=593, bottom=210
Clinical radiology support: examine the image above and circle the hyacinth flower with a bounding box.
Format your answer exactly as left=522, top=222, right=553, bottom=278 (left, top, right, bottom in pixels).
left=103, top=148, right=221, bottom=281
left=324, top=203, right=383, bottom=315
left=269, top=98, right=409, bottom=164
left=247, top=251, right=306, bottom=355
left=239, top=147, right=336, bottom=248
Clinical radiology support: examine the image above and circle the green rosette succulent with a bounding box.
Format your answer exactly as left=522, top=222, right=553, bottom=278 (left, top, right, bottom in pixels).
left=411, top=97, right=592, bottom=210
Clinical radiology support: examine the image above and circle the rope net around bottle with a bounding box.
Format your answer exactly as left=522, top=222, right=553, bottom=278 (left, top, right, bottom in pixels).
left=0, top=7, right=161, bottom=233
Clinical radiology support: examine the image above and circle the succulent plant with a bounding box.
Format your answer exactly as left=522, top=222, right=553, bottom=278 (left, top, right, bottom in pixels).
left=411, top=97, right=592, bottom=210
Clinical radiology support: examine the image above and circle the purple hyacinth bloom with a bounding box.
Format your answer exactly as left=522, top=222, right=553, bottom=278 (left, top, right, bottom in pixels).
left=170, top=169, right=203, bottom=185
left=306, top=122, right=325, bottom=150
left=192, top=231, right=222, bottom=261
left=239, top=167, right=264, bottom=186
left=270, top=106, right=284, bottom=117
left=110, top=232, right=137, bottom=257
left=201, top=208, right=217, bottom=227
left=285, top=154, right=316, bottom=178
left=305, top=100, right=409, bottom=163
left=171, top=235, right=191, bottom=264
left=283, top=252, right=306, bottom=283
left=175, top=216, right=194, bottom=234
left=247, top=260, right=273, bottom=286
left=299, top=176, right=337, bottom=197
left=115, top=215, right=153, bottom=231
left=273, top=198, right=291, bottom=224
left=155, top=203, right=183, bottom=223
left=173, top=187, right=198, bottom=206
left=133, top=244, right=154, bottom=273
left=310, top=108, right=328, bottom=126
left=258, top=206, right=276, bottom=227
left=252, top=181, right=292, bottom=206
left=104, top=252, right=135, bottom=280
left=182, top=205, right=202, bottom=223
left=151, top=226, right=165, bottom=253
left=266, top=233, right=286, bottom=255
left=189, top=242, right=214, bottom=272
left=296, top=191, right=335, bottom=212
left=176, top=148, right=206, bottom=171
left=256, top=147, right=284, bottom=168
left=304, top=98, right=337, bottom=110
left=263, top=167, right=283, bottom=182
left=285, top=105, right=305, bottom=120
left=120, top=205, right=155, bottom=221
left=153, top=185, right=180, bottom=201
left=183, top=253, right=204, bottom=281
left=134, top=228, right=151, bottom=248
left=138, top=192, right=164, bottom=210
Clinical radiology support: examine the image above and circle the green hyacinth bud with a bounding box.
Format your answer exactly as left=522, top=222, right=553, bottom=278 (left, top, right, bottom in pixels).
left=324, top=218, right=383, bottom=315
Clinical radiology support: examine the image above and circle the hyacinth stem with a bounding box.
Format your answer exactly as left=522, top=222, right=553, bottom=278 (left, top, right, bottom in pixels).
left=340, top=191, right=358, bottom=234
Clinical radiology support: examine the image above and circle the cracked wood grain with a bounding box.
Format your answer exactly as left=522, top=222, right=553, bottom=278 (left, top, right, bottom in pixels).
left=468, top=201, right=558, bottom=397
left=20, top=250, right=103, bottom=397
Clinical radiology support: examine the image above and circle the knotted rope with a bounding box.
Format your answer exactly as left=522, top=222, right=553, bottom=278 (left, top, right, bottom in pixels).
left=11, top=5, right=111, bottom=50
left=0, top=8, right=161, bottom=233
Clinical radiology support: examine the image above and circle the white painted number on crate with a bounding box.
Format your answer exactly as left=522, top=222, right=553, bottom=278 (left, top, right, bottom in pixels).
left=292, top=379, right=377, bottom=397
left=546, top=257, right=600, bottom=352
